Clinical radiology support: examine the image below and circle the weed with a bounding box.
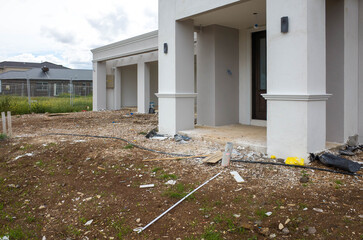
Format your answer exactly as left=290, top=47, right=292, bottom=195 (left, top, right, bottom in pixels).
left=26, top=215, right=36, bottom=223
left=214, top=200, right=223, bottom=206
left=79, top=217, right=87, bottom=224
left=301, top=170, right=309, bottom=177
left=158, top=173, right=178, bottom=180
left=247, top=236, right=258, bottom=240
left=112, top=219, right=132, bottom=239
left=123, top=144, right=134, bottom=149
left=276, top=199, right=284, bottom=209
left=0, top=134, right=7, bottom=141
left=152, top=167, right=162, bottom=173
left=138, top=131, right=147, bottom=135
left=162, top=183, right=194, bottom=200
left=255, top=208, right=267, bottom=219
left=67, top=224, right=80, bottom=236
left=298, top=203, right=308, bottom=210
left=35, top=161, right=44, bottom=168
left=335, top=180, right=343, bottom=185
left=201, top=226, right=221, bottom=240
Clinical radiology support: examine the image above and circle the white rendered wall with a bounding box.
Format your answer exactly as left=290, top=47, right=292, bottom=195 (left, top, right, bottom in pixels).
left=121, top=65, right=137, bottom=107
left=149, top=61, right=159, bottom=106
left=197, top=25, right=239, bottom=126
left=326, top=0, right=344, bottom=142
left=214, top=26, right=239, bottom=125
left=93, top=61, right=106, bottom=111
left=239, top=29, right=251, bottom=125
left=158, top=0, right=196, bottom=135
left=343, top=0, right=359, bottom=141
left=359, top=0, right=363, bottom=144
left=175, top=0, right=240, bottom=20
left=265, top=0, right=328, bottom=161
left=106, top=89, right=114, bottom=110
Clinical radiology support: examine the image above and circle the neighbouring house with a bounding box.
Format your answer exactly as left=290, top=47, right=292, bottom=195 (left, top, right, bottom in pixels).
left=0, top=67, right=92, bottom=97
left=0, top=61, right=68, bottom=73
left=92, top=0, right=363, bottom=161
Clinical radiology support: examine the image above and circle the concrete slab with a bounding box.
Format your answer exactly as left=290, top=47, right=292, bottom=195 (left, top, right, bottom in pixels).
left=179, top=124, right=267, bottom=153
left=180, top=124, right=344, bottom=155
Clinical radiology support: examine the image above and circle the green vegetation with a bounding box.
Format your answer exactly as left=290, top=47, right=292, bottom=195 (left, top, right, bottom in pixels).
left=0, top=134, right=7, bottom=141
left=0, top=95, right=92, bottom=115
left=201, top=226, right=222, bottom=240
left=151, top=167, right=162, bottom=173
left=158, top=173, right=178, bottom=180
left=123, top=144, right=134, bottom=149
left=255, top=208, right=267, bottom=219
left=112, top=219, right=132, bottom=239
left=162, top=183, right=194, bottom=199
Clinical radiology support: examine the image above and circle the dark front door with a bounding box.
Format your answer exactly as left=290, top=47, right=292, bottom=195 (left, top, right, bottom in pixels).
left=252, top=31, right=267, bottom=120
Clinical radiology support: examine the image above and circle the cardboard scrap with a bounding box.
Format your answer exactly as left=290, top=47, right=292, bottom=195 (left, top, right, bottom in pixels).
left=202, top=152, right=223, bottom=164
left=230, top=171, right=245, bottom=183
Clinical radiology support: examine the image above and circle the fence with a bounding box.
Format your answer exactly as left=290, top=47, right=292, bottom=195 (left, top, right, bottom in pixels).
left=0, top=82, right=92, bottom=98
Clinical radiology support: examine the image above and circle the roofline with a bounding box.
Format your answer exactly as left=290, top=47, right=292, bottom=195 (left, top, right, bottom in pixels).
left=91, top=30, right=158, bottom=54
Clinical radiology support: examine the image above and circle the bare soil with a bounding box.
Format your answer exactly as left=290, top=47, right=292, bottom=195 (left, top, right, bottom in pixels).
left=0, top=110, right=362, bottom=240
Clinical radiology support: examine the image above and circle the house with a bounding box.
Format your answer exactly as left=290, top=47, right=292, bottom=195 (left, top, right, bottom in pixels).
left=0, top=61, right=68, bottom=73
left=92, top=0, right=363, bottom=161
left=0, top=68, right=92, bottom=97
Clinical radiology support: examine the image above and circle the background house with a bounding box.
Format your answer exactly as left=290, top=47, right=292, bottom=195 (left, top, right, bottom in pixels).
left=0, top=67, right=92, bottom=97
left=0, top=61, right=68, bottom=73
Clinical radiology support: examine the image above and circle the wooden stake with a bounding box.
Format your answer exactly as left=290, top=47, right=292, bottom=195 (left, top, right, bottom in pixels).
left=1, top=112, right=6, bottom=135
left=143, top=155, right=209, bottom=162
left=7, top=111, right=12, bottom=137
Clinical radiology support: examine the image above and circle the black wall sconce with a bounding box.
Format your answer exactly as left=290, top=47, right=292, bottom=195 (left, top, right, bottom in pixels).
left=163, top=43, right=168, bottom=54
left=281, top=16, right=289, bottom=33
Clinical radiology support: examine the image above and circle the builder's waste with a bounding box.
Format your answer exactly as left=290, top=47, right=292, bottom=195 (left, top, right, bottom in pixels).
left=311, top=144, right=363, bottom=173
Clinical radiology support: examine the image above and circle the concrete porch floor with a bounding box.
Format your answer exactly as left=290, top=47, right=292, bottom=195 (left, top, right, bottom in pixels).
left=180, top=124, right=268, bottom=153
left=179, top=124, right=342, bottom=154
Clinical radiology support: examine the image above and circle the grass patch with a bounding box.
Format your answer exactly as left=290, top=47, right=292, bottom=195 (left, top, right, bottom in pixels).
left=335, top=180, right=343, bottom=185
left=201, top=226, right=222, bottom=240
left=255, top=208, right=267, bottom=219
left=0, top=134, right=7, bottom=141
left=162, top=183, right=194, bottom=200
left=151, top=167, right=162, bottom=173
left=112, top=219, right=132, bottom=239
left=123, top=144, right=134, bottom=149
left=158, top=173, right=178, bottom=180
left=0, top=95, right=92, bottom=115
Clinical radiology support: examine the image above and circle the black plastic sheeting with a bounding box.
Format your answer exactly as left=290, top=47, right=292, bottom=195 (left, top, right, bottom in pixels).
left=318, top=153, right=361, bottom=173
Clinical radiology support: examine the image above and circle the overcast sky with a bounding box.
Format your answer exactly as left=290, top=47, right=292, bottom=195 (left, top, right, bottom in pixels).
left=0, top=0, right=158, bottom=69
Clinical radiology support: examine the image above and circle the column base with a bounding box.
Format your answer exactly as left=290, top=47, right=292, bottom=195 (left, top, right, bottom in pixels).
left=156, top=93, right=197, bottom=135
left=263, top=94, right=331, bottom=162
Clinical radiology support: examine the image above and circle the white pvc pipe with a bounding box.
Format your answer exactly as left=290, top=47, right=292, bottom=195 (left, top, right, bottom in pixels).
left=134, top=171, right=222, bottom=234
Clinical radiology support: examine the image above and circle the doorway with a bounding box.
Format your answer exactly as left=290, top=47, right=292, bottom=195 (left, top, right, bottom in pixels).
left=252, top=30, right=267, bottom=120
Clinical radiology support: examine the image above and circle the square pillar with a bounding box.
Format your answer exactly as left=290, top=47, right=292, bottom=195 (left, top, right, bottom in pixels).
left=137, top=62, right=150, bottom=113
left=196, top=25, right=239, bottom=126
left=264, top=0, right=330, bottom=161
left=93, top=61, right=106, bottom=111
left=157, top=0, right=196, bottom=135
left=326, top=0, right=359, bottom=143
left=114, top=67, right=122, bottom=110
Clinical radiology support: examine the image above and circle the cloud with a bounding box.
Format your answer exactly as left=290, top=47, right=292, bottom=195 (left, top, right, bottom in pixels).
left=0, top=0, right=158, bottom=69
left=88, top=8, right=129, bottom=42
left=41, top=27, right=77, bottom=44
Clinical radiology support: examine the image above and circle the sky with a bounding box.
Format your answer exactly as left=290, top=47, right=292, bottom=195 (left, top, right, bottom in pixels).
left=0, top=0, right=158, bottom=69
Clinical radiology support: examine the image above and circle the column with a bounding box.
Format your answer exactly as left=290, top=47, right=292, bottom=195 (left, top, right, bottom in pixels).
left=326, top=0, right=359, bottom=143
left=264, top=0, right=330, bottom=161
left=157, top=0, right=196, bottom=135
left=137, top=62, right=150, bottom=113
left=359, top=0, right=363, bottom=143
left=114, top=67, right=122, bottom=110
left=92, top=61, right=107, bottom=111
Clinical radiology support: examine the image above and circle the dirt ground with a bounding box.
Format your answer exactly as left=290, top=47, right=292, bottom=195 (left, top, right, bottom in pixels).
left=0, top=110, right=362, bottom=240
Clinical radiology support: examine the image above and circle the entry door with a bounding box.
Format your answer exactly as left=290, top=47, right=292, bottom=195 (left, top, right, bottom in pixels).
left=252, top=31, right=267, bottom=120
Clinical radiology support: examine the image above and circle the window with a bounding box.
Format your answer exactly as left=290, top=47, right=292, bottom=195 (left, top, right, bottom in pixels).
left=36, top=82, right=48, bottom=91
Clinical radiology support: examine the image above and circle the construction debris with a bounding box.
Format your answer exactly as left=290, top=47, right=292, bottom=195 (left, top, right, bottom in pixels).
left=143, top=155, right=209, bottom=162
left=174, top=134, right=191, bottom=142
left=222, top=142, right=233, bottom=167
left=139, top=184, right=155, bottom=188
left=202, top=152, right=223, bottom=164
left=230, top=171, right=245, bottom=183
left=134, top=172, right=222, bottom=234
left=318, top=153, right=361, bottom=173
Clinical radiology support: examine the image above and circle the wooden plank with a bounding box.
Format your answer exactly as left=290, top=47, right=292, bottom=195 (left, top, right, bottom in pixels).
left=202, top=152, right=223, bottom=164
left=143, top=155, right=209, bottom=162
